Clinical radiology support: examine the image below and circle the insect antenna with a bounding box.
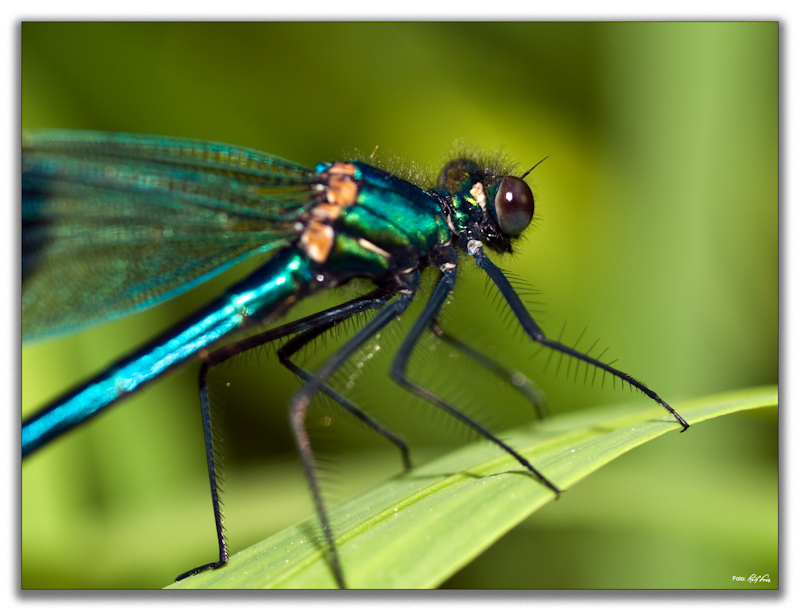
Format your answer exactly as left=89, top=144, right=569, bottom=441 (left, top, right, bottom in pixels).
left=520, top=156, right=549, bottom=180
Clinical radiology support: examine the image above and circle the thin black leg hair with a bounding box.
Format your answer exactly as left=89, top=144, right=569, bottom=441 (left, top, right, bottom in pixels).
left=543, top=322, right=566, bottom=376
left=583, top=338, right=600, bottom=385
left=566, top=326, right=587, bottom=382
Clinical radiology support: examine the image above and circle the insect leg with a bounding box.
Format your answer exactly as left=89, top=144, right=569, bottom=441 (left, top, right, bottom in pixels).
left=287, top=271, right=420, bottom=589
left=175, top=287, right=405, bottom=581
left=466, top=239, right=689, bottom=431
left=390, top=247, right=561, bottom=496
left=277, top=324, right=412, bottom=470
left=429, top=320, right=548, bottom=418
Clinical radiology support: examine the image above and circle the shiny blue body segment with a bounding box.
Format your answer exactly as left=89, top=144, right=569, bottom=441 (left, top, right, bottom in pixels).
left=22, top=130, right=687, bottom=588
left=22, top=249, right=311, bottom=456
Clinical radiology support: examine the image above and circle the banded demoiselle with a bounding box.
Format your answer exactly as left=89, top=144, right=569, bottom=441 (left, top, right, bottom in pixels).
left=22, top=130, right=689, bottom=588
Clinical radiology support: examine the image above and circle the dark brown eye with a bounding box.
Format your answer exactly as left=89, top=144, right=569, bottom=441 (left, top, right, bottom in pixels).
left=494, top=176, right=534, bottom=236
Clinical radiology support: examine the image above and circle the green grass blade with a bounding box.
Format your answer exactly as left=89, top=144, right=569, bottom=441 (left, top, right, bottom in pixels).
left=167, top=385, right=777, bottom=589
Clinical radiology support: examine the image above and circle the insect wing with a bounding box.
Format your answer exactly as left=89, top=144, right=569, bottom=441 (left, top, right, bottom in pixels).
left=22, top=131, right=319, bottom=341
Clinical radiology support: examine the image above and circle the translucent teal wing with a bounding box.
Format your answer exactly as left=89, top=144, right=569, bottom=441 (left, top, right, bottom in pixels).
left=22, top=130, right=319, bottom=341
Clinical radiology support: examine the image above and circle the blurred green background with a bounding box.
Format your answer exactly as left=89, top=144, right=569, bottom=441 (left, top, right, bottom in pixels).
left=21, top=23, right=778, bottom=589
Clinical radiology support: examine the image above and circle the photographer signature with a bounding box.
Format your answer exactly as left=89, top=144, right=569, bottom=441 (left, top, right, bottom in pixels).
left=732, top=574, right=771, bottom=584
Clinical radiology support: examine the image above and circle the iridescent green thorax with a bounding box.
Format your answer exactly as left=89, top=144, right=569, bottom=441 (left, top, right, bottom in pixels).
left=306, top=160, right=451, bottom=284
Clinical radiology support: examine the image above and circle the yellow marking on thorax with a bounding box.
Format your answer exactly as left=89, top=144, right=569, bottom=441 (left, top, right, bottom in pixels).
left=470, top=182, right=487, bottom=212
left=357, top=238, right=391, bottom=258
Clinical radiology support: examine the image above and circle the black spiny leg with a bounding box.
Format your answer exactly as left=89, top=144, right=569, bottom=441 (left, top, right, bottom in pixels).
left=390, top=246, right=561, bottom=497
left=174, top=357, right=229, bottom=581
left=175, top=288, right=408, bottom=581
left=287, top=271, right=421, bottom=589
left=278, top=324, right=412, bottom=470
left=429, top=320, right=549, bottom=419
left=466, top=238, right=689, bottom=432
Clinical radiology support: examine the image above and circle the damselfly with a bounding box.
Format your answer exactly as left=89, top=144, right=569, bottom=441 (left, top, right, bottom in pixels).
left=22, top=130, right=689, bottom=588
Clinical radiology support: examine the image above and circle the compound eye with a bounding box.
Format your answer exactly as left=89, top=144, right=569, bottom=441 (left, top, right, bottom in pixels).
left=495, top=176, right=534, bottom=236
